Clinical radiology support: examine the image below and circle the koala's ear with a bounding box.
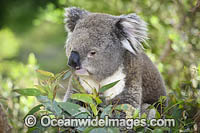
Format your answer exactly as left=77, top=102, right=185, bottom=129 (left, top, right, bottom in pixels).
left=116, top=13, right=148, bottom=54
left=64, top=7, right=89, bottom=32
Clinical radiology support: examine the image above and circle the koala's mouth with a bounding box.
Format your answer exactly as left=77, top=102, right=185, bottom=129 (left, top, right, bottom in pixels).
left=75, top=68, right=90, bottom=76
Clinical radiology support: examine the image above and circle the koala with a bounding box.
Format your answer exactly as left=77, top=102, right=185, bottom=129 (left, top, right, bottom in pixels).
left=64, top=7, right=167, bottom=117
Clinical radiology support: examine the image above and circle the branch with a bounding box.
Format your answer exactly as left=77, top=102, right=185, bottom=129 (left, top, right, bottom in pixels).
left=0, top=104, right=12, bottom=133
left=191, top=0, right=200, bottom=14
left=160, top=39, right=173, bottom=62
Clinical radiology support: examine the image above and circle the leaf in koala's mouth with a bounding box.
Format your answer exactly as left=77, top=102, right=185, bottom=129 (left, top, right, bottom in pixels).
left=75, top=68, right=89, bottom=76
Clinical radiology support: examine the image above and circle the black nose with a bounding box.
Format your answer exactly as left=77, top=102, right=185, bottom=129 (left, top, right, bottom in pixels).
left=68, top=51, right=81, bottom=70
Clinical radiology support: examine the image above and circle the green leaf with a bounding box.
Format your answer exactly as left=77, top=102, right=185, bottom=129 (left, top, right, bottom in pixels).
left=27, top=127, right=40, bottom=133
left=115, top=104, right=133, bottom=111
left=71, top=93, right=94, bottom=104
left=27, top=104, right=43, bottom=115
left=72, top=77, right=87, bottom=93
left=47, top=91, right=54, bottom=100
left=94, top=96, right=102, bottom=105
left=100, top=105, right=113, bottom=118
left=36, top=96, right=53, bottom=112
left=36, top=69, right=54, bottom=77
left=35, top=85, right=53, bottom=99
left=24, top=104, right=43, bottom=121
left=158, top=96, right=167, bottom=103
left=90, top=128, right=107, bottom=133
left=89, top=94, right=102, bottom=105
left=107, top=128, right=120, bottom=133
left=99, top=80, right=120, bottom=93
left=83, top=127, right=95, bottom=133
left=78, top=107, right=91, bottom=116
left=37, top=95, right=50, bottom=103
left=90, top=103, right=98, bottom=116
left=155, top=109, right=161, bottom=118
left=58, top=102, right=82, bottom=115
left=115, top=104, right=135, bottom=118
left=152, top=129, right=164, bottom=133
left=75, top=112, right=89, bottom=118
left=163, top=100, right=184, bottom=115
left=77, top=127, right=86, bottom=132
left=34, top=85, right=48, bottom=95
left=60, top=105, right=90, bottom=118
left=28, top=53, right=37, bottom=65
left=36, top=96, right=62, bottom=116
left=133, top=108, right=140, bottom=119
left=141, top=113, right=147, bottom=119
left=27, top=119, right=47, bottom=133
left=52, top=101, right=62, bottom=116
left=63, top=71, right=71, bottom=80
left=14, top=88, right=41, bottom=96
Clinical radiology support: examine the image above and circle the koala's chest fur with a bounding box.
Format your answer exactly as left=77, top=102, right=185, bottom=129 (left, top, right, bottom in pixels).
left=78, top=66, right=126, bottom=100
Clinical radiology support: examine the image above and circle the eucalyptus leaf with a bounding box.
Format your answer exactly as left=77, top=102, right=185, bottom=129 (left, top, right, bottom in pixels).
left=36, top=96, right=55, bottom=113
left=37, top=95, right=50, bottom=103
left=133, top=108, right=140, bottom=119
left=71, top=93, right=94, bottom=104
left=100, top=105, right=113, bottom=118
left=52, top=100, right=62, bottom=116
left=141, top=113, right=147, bottom=119
left=78, top=107, right=92, bottom=116
left=89, top=94, right=102, bottom=105
left=115, top=104, right=134, bottom=111
left=90, top=128, right=107, bottom=133
left=27, top=127, right=40, bottom=133
left=155, top=109, right=161, bottom=118
left=72, top=77, right=86, bottom=93
left=58, top=102, right=82, bottom=116
left=75, top=112, right=89, bottom=118
left=90, top=103, right=98, bottom=116
left=14, top=88, right=41, bottom=96
left=36, top=69, right=54, bottom=77
left=99, top=80, right=120, bottom=93
left=27, top=104, right=43, bottom=115
left=34, top=85, right=48, bottom=95
left=107, top=128, right=120, bottom=133
left=83, top=127, right=95, bottom=133
left=115, top=104, right=135, bottom=118
left=63, top=71, right=72, bottom=80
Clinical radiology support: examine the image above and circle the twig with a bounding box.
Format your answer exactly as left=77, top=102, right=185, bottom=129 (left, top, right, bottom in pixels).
left=63, top=74, right=73, bottom=102
left=191, top=0, right=200, bottom=13
left=160, top=39, right=173, bottom=62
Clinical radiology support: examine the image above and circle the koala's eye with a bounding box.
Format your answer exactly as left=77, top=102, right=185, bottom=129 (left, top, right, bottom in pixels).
left=88, top=50, right=96, bottom=57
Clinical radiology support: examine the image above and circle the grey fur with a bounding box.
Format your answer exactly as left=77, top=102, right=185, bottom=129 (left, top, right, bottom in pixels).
left=64, top=7, right=167, bottom=116
left=64, top=7, right=89, bottom=32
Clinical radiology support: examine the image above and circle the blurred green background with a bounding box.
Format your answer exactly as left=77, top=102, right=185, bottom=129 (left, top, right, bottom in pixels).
left=0, top=0, right=200, bottom=132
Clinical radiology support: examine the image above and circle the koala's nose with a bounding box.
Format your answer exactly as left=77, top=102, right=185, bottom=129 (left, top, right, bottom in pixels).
left=68, top=51, right=81, bottom=70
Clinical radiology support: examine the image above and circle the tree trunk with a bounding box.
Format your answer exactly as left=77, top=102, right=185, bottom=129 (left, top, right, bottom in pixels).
left=0, top=103, right=12, bottom=133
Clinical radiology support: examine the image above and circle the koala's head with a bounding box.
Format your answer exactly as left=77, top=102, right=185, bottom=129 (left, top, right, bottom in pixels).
left=64, top=7, right=148, bottom=81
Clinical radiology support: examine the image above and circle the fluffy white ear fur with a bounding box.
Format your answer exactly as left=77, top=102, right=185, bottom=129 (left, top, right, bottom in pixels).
left=119, top=14, right=148, bottom=54
left=64, top=7, right=89, bottom=32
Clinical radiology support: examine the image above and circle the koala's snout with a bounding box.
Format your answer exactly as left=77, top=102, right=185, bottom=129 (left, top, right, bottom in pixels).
left=68, top=51, right=81, bottom=70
